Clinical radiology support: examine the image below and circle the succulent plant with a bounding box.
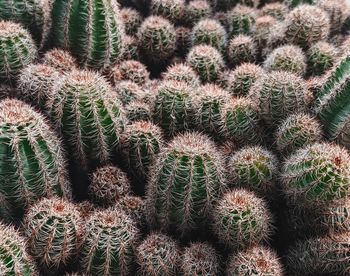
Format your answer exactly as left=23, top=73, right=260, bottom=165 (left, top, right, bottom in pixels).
left=317, top=0, right=349, bottom=35
left=146, top=132, right=226, bottom=236
left=227, top=35, right=257, bottom=66
left=120, top=7, right=142, bottom=36
left=254, top=15, right=277, bottom=51
left=226, top=4, right=256, bottom=37
left=136, top=233, right=180, bottom=276
left=115, top=195, right=145, bottom=227
left=47, top=69, right=125, bottom=168
left=162, top=63, right=200, bottom=87
left=79, top=208, right=140, bottom=276
left=47, top=0, right=124, bottom=69
left=110, top=60, right=150, bottom=86
left=185, top=0, right=212, bottom=26
left=121, top=35, right=140, bottom=61
left=23, top=197, right=83, bottom=269
left=213, top=189, right=273, bottom=250
left=0, top=21, right=37, bottom=82
left=125, top=101, right=152, bottom=122
left=0, top=99, right=71, bottom=220
left=307, top=41, right=337, bottom=76
left=261, top=3, right=288, bottom=21
left=41, top=48, right=77, bottom=73
left=175, top=26, right=191, bottom=56
left=150, top=0, right=185, bottom=24
left=263, top=22, right=287, bottom=58
left=114, top=81, right=146, bottom=105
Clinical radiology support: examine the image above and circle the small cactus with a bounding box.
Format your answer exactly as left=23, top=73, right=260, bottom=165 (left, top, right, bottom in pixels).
left=115, top=195, right=145, bottom=227
left=136, top=233, right=180, bottom=276
left=185, top=0, right=212, bottom=26
left=226, top=4, right=257, bottom=37
left=121, top=35, right=140, bottom=61
left=162, top=63, right=200, bottom=87
left=261, top=3, right=288, bottom=21
left=110, top=60, right=150, bottom=85
left=254, top=15, right=277, bottom=51
left=120, top=7, right=142, bottom=36
left=317, top=0, right=349, bottom=35
left=125, top=101, right=152, bottom=122
left=175, top=26, right=191, bottom=55
left=41, top=48, right=77, bottom=73
left=263, top=22, right=286, bottom=57
left=307, top=41, right=337, bottom=76
left=150, top=0, right=185, bottom=24
left=114, top=81, right=147, bottom=105
left=213, top=189, right=273, bottom=250
left=227, top=35, right=257, bottom=66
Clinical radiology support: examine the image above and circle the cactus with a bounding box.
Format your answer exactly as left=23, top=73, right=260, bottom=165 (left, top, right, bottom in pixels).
left=0, top=99, right=71, bottom=220
left=284, top=5, right=330, bottom=49
left=120, top=8, right=142, bottom=36
left=47, top=0, right=124, bottom=69
left=181, top=242, right=220, bottom=276
left=191, top=19, right=227, bottom=52
left=152, top=80, right=193, bottom=136
left=115, top=195, right=145, bottom=227
left=281, top=142, right=350, bottom=208
left=227, top=146, right=278, bottom=197
left=275, top=113, right=322, bottom=156
left=0, top=84, right=17, bottom=100
left=175, top=26, right=191, bottom=56
left=18, top=64, right=59, bottom=108
left=227, top=4, right=257, bottom=36
left=42, top=48, right=77, bottom=73
left=307, top=41, right=337, bottom=76
left=264, top=45, right=306, bottom=76
left=226, top=246, right=283, bottom=276
left=249, top=71, right=310, bottom=127
left=121, top=35, right=140, bottom=61
left=110, top=60, right=150, bottom=86
left=162, top=63, right=200, bottom=87
left=121, top=121, right=164, bottom=182
left=187, top=45, right=225, bottom=82
left=227, top=35, right=257, bottom=66
left=114, top=81, right=147, bottom=106
left=88, top=166, right=131, bottom=207
left=213, top=189, right=273, bottom=250
left=224, top=63, right=264, bottom=97
left=150, top=0, right=185, bottom=24
left=47, top=69, right=125, bottom=168
left=0, top=21, right=37, bottom=82
left=286, top=233, right=350, bottom=276
left=125, top=101, right=152, bottom=122
left=317, top=0, right=348, bottom=35
left=254, top=16, right=277, bottom=52
left=23, top=197, right=83, bottom=269
left=185, top=0, right=212, bottom=26
left=261, top=3, right=288, bottom=21
left=146, top=132, right=226, bottom=236
left=263, top=22, right=286, bottom=57
left=0, top=223, right=39, bottom=275
left=138, top=16, right=176, bottom=63
left=79, top=208, right=140, bottom=276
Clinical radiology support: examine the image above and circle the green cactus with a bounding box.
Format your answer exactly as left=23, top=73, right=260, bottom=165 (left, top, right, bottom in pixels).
left=307, top=41, right=336, bottom=76
left=0, top=99, right=71, bottom=221
left=227, top=4, right=256, bottom=36
left=185, top=0, right=212, bottom=26
left=23, top=197, right=83, bottom=269
left=263, top=22, right=286, bottom=58
left=120, top=8, right=142, bottom=36
left=0, top=21, right=37, bottom=82
left=47, top=69, right=125, bottom=168
left=79, top=208, right=140, bottom=276
left=41, top=48, right=77, bottom=73
left=115, top=195, right=145, bottom=227
left=227, top=35, right=257, bottom=66
left=254, top=16, right=277, bottom=51
left=121, top=35, right=140, bottom=61
left=317, top=0, right=348, bottom=34
left=151, top=0, right=185, bottom=24
left=146, top=132, right=226, bottom=236
left=114, top=81, right=147, bottom=106
left=261, top=3, right=288, bottom=21
left=110, top=60, right=150, bottom=86
left=163, top=63, right=200, bottom=87
left=125, top=101, right=152, bottom=122
left=213, top=189, right=273, bottom=250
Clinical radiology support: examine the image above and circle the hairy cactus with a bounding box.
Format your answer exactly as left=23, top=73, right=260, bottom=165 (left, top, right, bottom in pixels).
left=79, top=208, right=139, bottom=276
left=307, top=41, right=337, bottom=76
left=263, top=22, right=287, bottom=57
left=284, top=5, right=330, bottom=49
left=114, top=81, right=147, bottom=105
left=185, top=0, right=212, bottom=26
left=125, top=101, right=152, bottom=122
left=0, top=223, right=38, bottom=275
left=151, top=0, right=185, bottom=24
left=281, top=142, right=350, bottom=208
left=110, top=60, right=150, bottom=85
left=0, top=99, right=71, bottom=220
left=276, top=113, right=322, bottom=156
left=181, top=242, right=220, bottom=276
left=213, top=189, right=273, bottom=250
left=254, top=15, right=277, bottom=51
left=42, top=48, right=77, bottom=73
left=227, top=246, right=283, bottom=276
left=163, top=63, right=200, bottom=87
left=261, top=3, right=288, bottom=21
left=228, top=146, right=278, bottom=197
left=146, top=132, right=226, bottom=236
left=115, top=195, right=145, bottom=227
left=249, top=71, right=310, bottom=127
left=317, top=0, right=349, bottom=35
left=264, top=45, right=306, bottom=76
left=120, top=8, right=142, bottom=36
left=121, top=35, right=140, bottom=61
left=227, top=35, right=257, bottom=66
left=191, top=19, right=227, bottom=52
left=138, top=16, right=176, bottom=62
left=187, top=45, right=225, bottom=82
left=88, top=166, right=131, bottom=207
left=0, top=21, right=37, bottom=82
left=47, top=69, right=125, bottom=168
left=23, top=197, right=83, bottom=269
left=227, top=4, right=256, bottom=37
left=136, top=233, right=180, bottom=276
left=48, top=0, right=124, bottom=69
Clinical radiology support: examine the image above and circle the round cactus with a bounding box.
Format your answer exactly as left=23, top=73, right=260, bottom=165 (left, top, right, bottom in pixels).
left=162, top=63, right=200, bottom=87
left=227, top=35, right=257, bottom=66
left=0, top=99, right=71, bottom=220
left=307, top=41, right=337, bottom=76
left=136, top=233, right=180, bottom=276
left=0, top=223, right=38, bottom=275
left=125, top=101, right=152, bottom=122
left=115, top=195, right=145, bottom=227
left=120, top=7, right=142, bottom=36
left=114, top=81, right=147, bottom=105
left=185, top=0, right=212, bottom=26
left=213, top=189, right=273, bottom=250
left=261, top=3, right=288, bottom=21
left=88, top=165, right=131, bottom=207
left=275, top=113, right=322, bottom=156
left=150, top=0, right=185, bottom=24
left=281, top=142, right=350, bottom=208
left=317, top=0, right=348, bottom=35
left=0, top=21, right=37, bottom=82
left=254, top=15, right=277, bottom=51
left=79, top=208, right=140, bottom=276
left=227, top=4, right=257, bottom=36
left=41, top=48, right=77, bottom=73
left=47, top=69, right=125, bottom=168
left=187, top=45, right=225, bottom=82
left=227, top=246, right=283, bottom=276
left=181, top=242, right=220, bottom=276
left=175, top=26, right=191, bottom=55
left=121, top=35, right=140, bottom=61
left=110, top=60, right=150, bottom=86
left=146, top=132, right=226, bottom=236
left=263, top=22, right=287, bottom=57
left=48, top=0, right=124, bottom=69
left=264, top=45, right=307, bottom=76
left=191, top=19, right=227, bottom=52
left=249, top=71, right=310, bottom=127
left=227, top=146, right=278, bottom=197
left=284, top=5, right=330, bottom=49
left=138, top=16, right=176, bottom=63
left=23, top=197, right=83, bottom=269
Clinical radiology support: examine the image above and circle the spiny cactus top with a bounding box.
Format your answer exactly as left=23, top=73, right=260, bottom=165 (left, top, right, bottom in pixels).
left=146, top=131, right=226, bottom=236
left=114, top=81, right=147, bottom=106
left=254, top=15, right=277, bottom=50
left=226, top=4, right=257, bottom=36
left=261, top=3, right=289, bottom=21
left=115, top=195, right=145, bottom=227
left=0, top=99, right=71, bottom=220
left=162, top=63, right=200, bottom=87
left=0, top=222, right=39, bottom=275
left=307, top=41, right=337, bottom=76
left=110, top=59, right=150, bottom=85
left=150, top=0, right=185, bottom=24
left=0, top=21, right=37, bottom=82
left=23, top=197, right=84, bottom=269
left=47, top=69, right=125, bottom=168
left=48, top=0, right=124, bottom=69
left=317, top=0, right=349, bottom=34
left=186, top=0, right=212, bottom=26
left=41, top=48, right=77, bottom=73
left=227, top=35, right=257, bottom=66
left=120, top=7, right=142, bottom=36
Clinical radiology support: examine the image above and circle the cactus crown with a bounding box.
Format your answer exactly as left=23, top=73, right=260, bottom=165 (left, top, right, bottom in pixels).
left=163, top=63, right=200, bottom=87
left=42, top=49, right=77, bottom=73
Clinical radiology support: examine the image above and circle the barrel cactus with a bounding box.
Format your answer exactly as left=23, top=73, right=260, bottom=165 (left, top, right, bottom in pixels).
left=114, top=81, right=147, bottom=106
left=317, top=0, right=348, bottom=34
left=41, top=48, right=77, bottom=73
left=162, top=63, right=200, bottom=87
left=120, top=7, right=142, bottom=36
left=261, top=3, right=288, bottom=21
left=227, top=35, right=257, bottom=66
left=115, top=195, right=146, bottom=227
left=125, top=101, right=152, bottom=122
left=150, top=0, right=185, bottom=24
left=226, top=4, right=256, bottom=36
left=110, top=60, right=150, bottom=86
left=185, top=0, right=212, bottom=26
left=307, top=41, right=336, bottom=76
